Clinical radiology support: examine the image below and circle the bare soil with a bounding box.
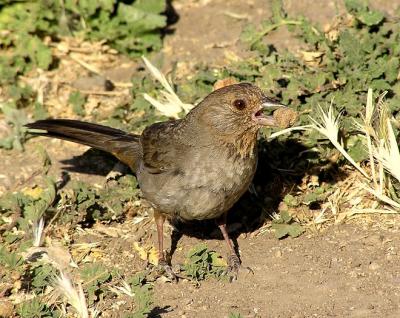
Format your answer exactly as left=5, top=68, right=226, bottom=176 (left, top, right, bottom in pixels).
left=2, top=1, right=400, bottom=317
left=154, top=224, right=400, bottom=318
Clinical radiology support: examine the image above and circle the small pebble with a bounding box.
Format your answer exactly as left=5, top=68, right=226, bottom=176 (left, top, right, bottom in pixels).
left=368, top=262, right=380, bottom=271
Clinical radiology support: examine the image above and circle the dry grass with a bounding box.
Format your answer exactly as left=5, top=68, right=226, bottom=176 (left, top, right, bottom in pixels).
left=32, top=218, right=45, bottom=247
left=309, top=103, right=369, bottom=178
left=268, top=125, right=312, bottom=140
left=142, top=56, right=193, bottom=118
left=309, top=89, right=400, bottom=218
left=53, top=272, right=90, bottom=318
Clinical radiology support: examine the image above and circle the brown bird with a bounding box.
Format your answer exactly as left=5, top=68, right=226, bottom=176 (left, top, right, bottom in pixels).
left=26, top=83, right=293, bottom=279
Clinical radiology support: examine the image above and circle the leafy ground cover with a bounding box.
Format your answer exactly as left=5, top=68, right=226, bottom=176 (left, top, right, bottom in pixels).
left=1, top=0, right=400, bottom=316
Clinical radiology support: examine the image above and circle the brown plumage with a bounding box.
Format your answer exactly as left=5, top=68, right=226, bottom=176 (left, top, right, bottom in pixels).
left=26, top=83, right=294, bottom=279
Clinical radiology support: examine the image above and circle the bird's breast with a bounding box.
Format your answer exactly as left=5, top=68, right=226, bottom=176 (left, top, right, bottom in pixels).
left=138, top=143, right=258, bottom=221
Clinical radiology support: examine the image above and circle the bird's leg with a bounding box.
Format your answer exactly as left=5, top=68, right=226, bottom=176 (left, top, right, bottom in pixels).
left=154, top=210, right=177, bottom=281
left=154, top=210, right=166, bottom=261
left=216, top=213, right=241, bottom=280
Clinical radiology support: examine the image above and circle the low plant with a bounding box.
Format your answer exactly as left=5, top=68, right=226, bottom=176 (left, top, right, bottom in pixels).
left=183, top=244, right=227, bottom=281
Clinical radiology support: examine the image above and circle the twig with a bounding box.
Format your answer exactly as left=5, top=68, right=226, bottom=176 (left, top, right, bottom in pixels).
left=69, top=53, right=102, bottom=76
left=75, top=90, right=126, bottom=96
left=113, top=82, right=133, bottom=88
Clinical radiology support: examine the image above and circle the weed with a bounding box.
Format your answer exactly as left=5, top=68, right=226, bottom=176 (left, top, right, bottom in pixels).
left=80, top=263, right=111, bottom=305
left=271, top=211, right=305, bottom=239
left=183, top=244, right=227, bottom=281
left=0, top=0, right=168, bottom=149
left=0, top=246, right=23, bottom=268
left=126, top=272, right=154, bottom=318
left=229, top=313, right=244, bottom=318
left=16, top=298, right=60, bottom=318
left=69, top=92, right=87, bottom=116
left=0, top=103, right=29, bottom=150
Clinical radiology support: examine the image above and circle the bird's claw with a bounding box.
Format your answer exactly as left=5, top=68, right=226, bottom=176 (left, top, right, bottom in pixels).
left=158, top=259, right=178, bottom=282
left=227, top=254, right=241, bottom=282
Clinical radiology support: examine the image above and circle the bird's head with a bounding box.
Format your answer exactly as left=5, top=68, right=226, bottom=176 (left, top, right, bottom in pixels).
left=194, top=83, right=290, bottom=137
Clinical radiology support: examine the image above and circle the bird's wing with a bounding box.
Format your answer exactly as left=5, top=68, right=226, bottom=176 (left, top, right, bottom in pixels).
left=140, top=120, right=185, bottom=174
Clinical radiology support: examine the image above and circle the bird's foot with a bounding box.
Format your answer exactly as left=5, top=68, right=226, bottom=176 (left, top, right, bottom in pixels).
left=226, top=254, right=254, bottom=282
left=227, top=254, right=241, bottom=282
left=158, top=259, right=178, bottom=282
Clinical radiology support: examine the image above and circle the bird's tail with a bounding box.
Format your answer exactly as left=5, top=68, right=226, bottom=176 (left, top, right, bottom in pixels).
left=26, top=119, right=141, bottom=171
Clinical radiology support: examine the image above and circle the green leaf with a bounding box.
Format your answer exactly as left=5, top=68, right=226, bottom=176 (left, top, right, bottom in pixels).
left=229, top=313, right=244, bottom=318
left=125, top=275, right=154, bottom=318
left=371, top=79, right=391, bottom=91
left=283, top=194, right=299, bottom=207
left=303, top=192, right=319, bottom=205
left=68, top=92, right=87, bottom=116
left=33, top=102, right=49, bottom=120
left=347, top=136, right=368, bottom=162
left=287, top=223, right=305, bottom=238
left=271, top=223, right=305, bottom=239
left=357, top=10, right=384, bottom=26
left=271, top=0, right=286, bottom=23
left=119, top=3, right=166, bottom=30
left=30, top=264, right=57, bottom=290
left=184, top=244, right=227, bottom=281
left=133, top=0, right=166, bottom=14
left=280, top=210, right=293, bottom=223
left=0, top=246, right=23, bottom=268
left=344, top=0, right=368, bottom=13
left=272, top=211, right=304, bottom=239
left=17, top=298, right=54, bottom=318
left=187, top=243, right=208, bottom=258
left=129, top=272, right=147, bottom=287
left=35, top=41, right=53, bottom=69
left=0, top=103, right=29, bottom=151
left=240, top=24, right=258, bottom=46
left=344, top=0, right=384, bottom=26
left=80, top=263, right=111, bottom=284
left=80, top=263, right=111, bottom=305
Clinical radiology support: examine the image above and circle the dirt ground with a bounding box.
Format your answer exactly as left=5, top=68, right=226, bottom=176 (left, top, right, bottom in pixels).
left=155, top=224, right=400, bottom=318
left=2, top=1, right=400, bottom=317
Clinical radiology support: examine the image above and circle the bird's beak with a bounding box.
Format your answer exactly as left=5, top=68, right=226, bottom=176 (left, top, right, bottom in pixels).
left=261, top=96, right=287, bottom=110
left=252, top=96, right=288, bottom=126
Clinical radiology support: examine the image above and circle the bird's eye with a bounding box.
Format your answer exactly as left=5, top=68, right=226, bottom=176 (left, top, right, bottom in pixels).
left=233, top=99, right=246, bottom=110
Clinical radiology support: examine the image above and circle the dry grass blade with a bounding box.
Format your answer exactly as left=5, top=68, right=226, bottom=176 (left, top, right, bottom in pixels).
left=109, top=280, right=134, bottom=298
left=373, top=119, right=400, bottom=184
left=142, top=56, right=193, bottom=118
left=350, top=208, right=399, bottom=215
left=361, top=184, right=400, bottom=209
left=32, top=218, right=45, bottom=247
left=268, top=125, right=312, bottom=140
left=364, top=89, right=378, bottom=188
left=54, top=272, right=89, bottom=318
left=309, top=104, right=369, bottom=178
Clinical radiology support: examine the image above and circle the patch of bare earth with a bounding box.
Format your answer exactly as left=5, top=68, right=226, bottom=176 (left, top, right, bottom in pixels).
left=1, top=1, right=400, bottom=317
left=154, top=224, right=400, bottom=318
